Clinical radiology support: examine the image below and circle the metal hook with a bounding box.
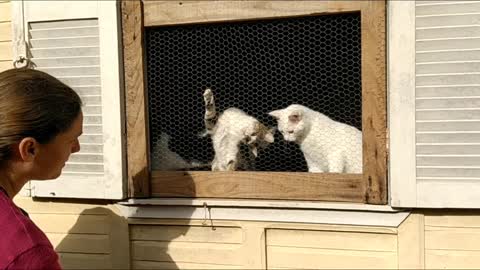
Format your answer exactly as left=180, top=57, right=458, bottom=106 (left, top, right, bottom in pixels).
left=13, top=56, right=31, bottom=69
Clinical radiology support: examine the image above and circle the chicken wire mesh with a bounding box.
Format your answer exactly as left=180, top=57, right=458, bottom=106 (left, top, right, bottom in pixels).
left=146, top=12, right=362, bottom=172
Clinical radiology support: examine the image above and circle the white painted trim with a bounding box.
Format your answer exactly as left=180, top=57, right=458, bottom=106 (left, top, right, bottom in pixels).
left=98, top=1, right=126, bottom=199
left=388, top=0, right=417, bottom=207
left=120, top=198, right=402, bottom=212
left=117, top=204, right=410, bottom=227
left=417, top=179, right=480, bottom=208
left=23, top=1, right=98, bottom=22
left=11, top=1, right=25, bottom=63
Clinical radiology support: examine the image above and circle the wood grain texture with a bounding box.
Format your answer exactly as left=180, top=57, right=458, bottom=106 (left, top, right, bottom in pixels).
left=144, top=1, right=362, bottom=27
left=121, top=0, right=150, bottom=197
left=360, top=0, right=387, bottom=204
left=152, top=171, right=366, bottom=202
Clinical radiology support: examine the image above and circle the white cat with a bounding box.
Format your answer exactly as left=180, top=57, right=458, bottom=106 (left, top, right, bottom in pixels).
left=269, top=104, right=362, bottom=173
left=203, top=88, right=275, bottom=171
left=151, top=132, right=205, bottom=171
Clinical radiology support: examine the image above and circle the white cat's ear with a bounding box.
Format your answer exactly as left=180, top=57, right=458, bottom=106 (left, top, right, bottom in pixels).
left=288, top=110, right=303, bottom=123
left=268, top=110, right=282, bottom=119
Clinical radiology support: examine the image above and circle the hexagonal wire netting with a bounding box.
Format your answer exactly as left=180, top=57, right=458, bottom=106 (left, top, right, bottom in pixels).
left=146, top=12, right=361, bottom=172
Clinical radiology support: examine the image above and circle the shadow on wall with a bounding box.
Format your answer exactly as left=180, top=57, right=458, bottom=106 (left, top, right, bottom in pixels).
left=54, top=174, right=197, bottom=270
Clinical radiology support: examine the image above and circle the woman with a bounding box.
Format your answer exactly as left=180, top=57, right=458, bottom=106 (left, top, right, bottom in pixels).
left=0, top=68, right=83, bottom=269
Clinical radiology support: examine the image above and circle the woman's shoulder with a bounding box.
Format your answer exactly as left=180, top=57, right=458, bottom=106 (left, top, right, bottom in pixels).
left=0, top=192, right=54, bottom=268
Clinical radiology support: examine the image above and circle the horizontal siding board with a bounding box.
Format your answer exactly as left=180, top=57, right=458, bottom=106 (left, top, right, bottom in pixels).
left=47, top=233, right=110, bottom=254
left=416, top=86, right=480, bottom=97
left=30, top=26, right=99, bottom=39
left=426, top=226, right=480, bottom=251
left=417, top=156, right=480, bottom=166
left=0, top=21, right=11, bottom=41
left=417, top=26, right=480, bottom=40
left=81, top=96, right=102, bottom=106
left=426, top=213, right=480, bottom=227
left=130, top=225, right=243, bottom=244
left=132, top=261, right=242, bottom=270
left=30, top=214, right=109, bottom=234
left=82, top=115, right=102, bottom=125
left=78, top=143, right=103, bottom=153
left=131, top=241, right=242, bottom=265
left=0, top=41, right=12, bottom=60
left=63, top=163, right=104, bottom=173
left=418, top=167, right=480, bottom=178
left=82, top=105, right=102, bottom=115
left=426, top=249, right=480, bottom=269
left=30, top=36, right=99, bottom=48
left=266, top=229, right=397, bottom=252
left=416, top=2, right=480, bottom=16
left=416, top=98, right=480, bottom=109
left=267, top=246, right=397, bottom=269
left=417, top=50, right=480, bottom=62
left=417, top=144, right=480, bottom=154
left=78, top=134, right=103, bottom=144
left=30, top=46, right=99, bottom=58
left=417, top=133, right=480, bottom=143
left=416, top=121, right=480, bottom=132
left=0, top=2, right=10, bottom=22
left=33, top=56, right=100, bottom=67
left=68, top=153, right=104, bottom=163
left=417, top=14, right=480, bottom=28
left=58, top=253, right=111, bottom=270
left=38, top=66, right=100, bottom=77
left=30, top=19, right=98, bottom=30
left=73, top=86, right=101, bottom=95
left=416, top=73, right=480, bottom=86
left=416, top=110, right=480, bottom=120
left=417, top=62, right=480, bottom=74
left=0, top=60, right=10, bottom=71
left=57, top=75, right=101, bottom=86
left=416, top=38, right=480, bottom=52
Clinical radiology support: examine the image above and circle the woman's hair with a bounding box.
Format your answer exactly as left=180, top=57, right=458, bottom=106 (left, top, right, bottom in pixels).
left=0, top=68, right=82, bottom=163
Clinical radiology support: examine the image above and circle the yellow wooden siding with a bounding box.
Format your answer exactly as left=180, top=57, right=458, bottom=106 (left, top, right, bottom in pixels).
left=0, top=1, right=11, bottom=72
left=131, top=223, right=246, bottom=269
left=14, top=198, right=130, bottom=270
left=266, top=229, right=398, bottom=269
left=425, top=211, right=480, bottom=269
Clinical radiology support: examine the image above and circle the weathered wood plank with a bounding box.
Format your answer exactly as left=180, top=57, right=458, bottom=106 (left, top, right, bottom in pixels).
left=121, top=0, right=150, bottom=197
left=361, top=0, right=387, bottom=204
left=144, top=1, right=362, bottom=26
left=151, top=171, right=366, bottom=202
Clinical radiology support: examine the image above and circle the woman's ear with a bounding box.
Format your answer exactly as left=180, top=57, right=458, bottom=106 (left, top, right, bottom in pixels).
left=17, top=137, right=38, bottom=162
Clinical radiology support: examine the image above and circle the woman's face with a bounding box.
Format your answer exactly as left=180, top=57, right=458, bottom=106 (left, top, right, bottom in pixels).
left=32, top=112, right=83, bottom=180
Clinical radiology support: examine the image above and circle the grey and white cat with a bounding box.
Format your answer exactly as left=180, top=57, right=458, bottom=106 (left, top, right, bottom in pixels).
left=151, top=132, right=206, bottom=171
left=269, top=104, right=362, bottom=173
left=203, top=88, right=275, bottom=171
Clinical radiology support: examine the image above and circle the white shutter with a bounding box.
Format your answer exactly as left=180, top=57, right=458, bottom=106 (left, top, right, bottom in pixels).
left=12, top=1, right=126, bottom=199
left=390, top=0, right=480, bottom=208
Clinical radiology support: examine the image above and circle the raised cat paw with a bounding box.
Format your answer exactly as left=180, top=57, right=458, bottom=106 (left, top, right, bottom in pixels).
left=203, top=88, right=214, bottom=105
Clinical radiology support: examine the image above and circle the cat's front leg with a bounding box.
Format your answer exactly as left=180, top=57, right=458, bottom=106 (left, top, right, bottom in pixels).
left=327, top=154, right=345, bottom=173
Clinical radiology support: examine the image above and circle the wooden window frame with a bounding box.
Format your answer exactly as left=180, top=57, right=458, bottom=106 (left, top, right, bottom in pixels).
left=121, top=0, right=387, bottom=204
